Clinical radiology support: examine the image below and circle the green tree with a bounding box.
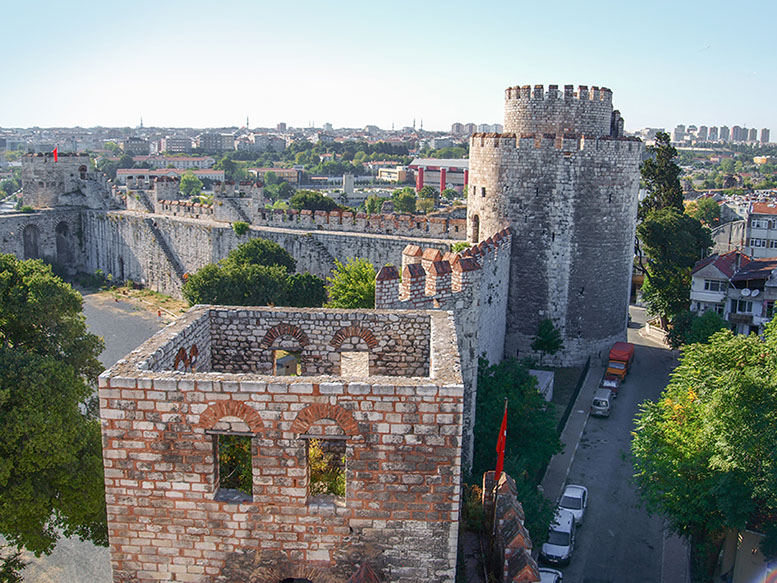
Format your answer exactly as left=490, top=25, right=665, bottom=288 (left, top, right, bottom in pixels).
left=686, top=197, right=721, bottom=226
left=180, top=171, right=204, bottom=197
left=264, top=171, right=278, bottom=185
left=289, top=190, right=341, bottom=212
left=440, top=188, right=458, bottom=201
left=639, top=132, right=684, bottom=219
left=117, top=154, right=135, bottom=169
left=181, top=238, right=324, bottom=308
left=530, top=318, right=564, bottom=365
left=392, top=190, right=416, bottom=214
left=416, top=198, right=435, bottom=214
left=418, top=185, right=438, bottom=201
left=632, top=321, right=777, bottom=579
left=667, top=310, right=727, bottom=349
left=637, top=209, right=712, bottom=327
left=325, top=258, right=376, bottom=309
left=215, top=156, right=237, bottom=180
left=471, top=357, right=561, bottom=544
left=277, top=182, right=295, bottom=199
left=0, top=255, right=107, bottom=565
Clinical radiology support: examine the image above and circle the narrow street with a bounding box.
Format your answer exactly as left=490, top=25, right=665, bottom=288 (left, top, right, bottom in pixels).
left=552, top=307, right=683, bottom=582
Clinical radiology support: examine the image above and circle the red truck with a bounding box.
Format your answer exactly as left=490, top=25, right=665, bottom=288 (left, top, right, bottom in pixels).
left=606, top=342, right=634, bottom=382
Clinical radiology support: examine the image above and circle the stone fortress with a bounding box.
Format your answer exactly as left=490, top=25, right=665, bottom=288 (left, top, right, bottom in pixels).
left=0, top=83, right=642, bottom=582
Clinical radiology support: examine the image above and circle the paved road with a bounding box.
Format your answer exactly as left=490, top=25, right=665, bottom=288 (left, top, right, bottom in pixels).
left=551, top=307, right=681, bottom=582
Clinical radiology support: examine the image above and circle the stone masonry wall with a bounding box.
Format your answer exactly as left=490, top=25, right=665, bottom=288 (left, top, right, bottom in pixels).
left=468, top=108, right=642, bottom=365
left=99, top=306, right=464, bottom=583
left=0, top=209, right=85, bottom=270
left=81, top=211, right=451, bottom=298
left=208, top=308, right=431, bottom=377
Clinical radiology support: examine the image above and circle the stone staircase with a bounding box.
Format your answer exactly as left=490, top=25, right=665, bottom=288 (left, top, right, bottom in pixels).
left=224, top=197, right=251, bottom=224
left=144, top=218, right=186, bottom=282
left=138, top=191, right=155, bottom=213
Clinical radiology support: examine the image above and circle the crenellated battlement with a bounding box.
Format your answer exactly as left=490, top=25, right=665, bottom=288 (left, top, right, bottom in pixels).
left=23, top=152, right=90, bottom=165
left=505, top=84, right=613, bottom=104
left=503, top=83, right=619, bottom=138
left=470, top=132, right=642, bottom=155
left=253, top=208, right=467, bottom=240
left=156, top=199, right=214, bottom=219
left=375, top=228, right=511, bottom=310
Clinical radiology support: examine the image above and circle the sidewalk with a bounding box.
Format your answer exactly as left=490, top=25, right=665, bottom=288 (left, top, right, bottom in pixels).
left=540, top=363, right=604, bottom=504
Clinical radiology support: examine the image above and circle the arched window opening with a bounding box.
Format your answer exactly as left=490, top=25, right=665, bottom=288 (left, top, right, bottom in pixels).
left=471, top=214, right=480, bottom=244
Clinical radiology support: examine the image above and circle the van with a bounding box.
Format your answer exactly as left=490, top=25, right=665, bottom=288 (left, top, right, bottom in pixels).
left=591, top=388, right=613, bottom=417
left=540, top=509, right=576, bottom=565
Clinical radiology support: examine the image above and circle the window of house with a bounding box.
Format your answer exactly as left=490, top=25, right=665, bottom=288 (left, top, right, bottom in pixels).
left=769, top=239, right=777, bottom=249
left=213, top=433, right=253, bottom=503
left=703, top=279, right=727, bottom=292
left=730, top=299, right=753, bottom=313
left=752, top=218, right=768, bottom=229
left=766, top=301, right=775, bottom=319
left=751, top=238, right=767, bottom=248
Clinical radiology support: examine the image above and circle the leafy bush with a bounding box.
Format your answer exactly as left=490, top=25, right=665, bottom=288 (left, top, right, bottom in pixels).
left=232, top=221, right=249, bottom=236
left=451, top=241, right=471, bottom=254
left=218, top=435, right=252, bottom=495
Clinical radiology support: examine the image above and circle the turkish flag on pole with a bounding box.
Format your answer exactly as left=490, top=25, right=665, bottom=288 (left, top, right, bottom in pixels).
left=495, top=399, right=508, bottom=479
left=52, top=147, right=58, bottom=162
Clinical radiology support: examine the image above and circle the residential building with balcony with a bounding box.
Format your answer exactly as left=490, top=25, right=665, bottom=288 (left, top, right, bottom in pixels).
left=690, top=250, right=777, bottom=335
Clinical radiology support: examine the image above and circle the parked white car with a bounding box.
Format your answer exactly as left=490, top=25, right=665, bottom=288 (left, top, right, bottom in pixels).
left=540, top=509, right=576, bottom=566
left=558, top=484, right=588, bottom=526
left=539, top=567, right=563, bottom=582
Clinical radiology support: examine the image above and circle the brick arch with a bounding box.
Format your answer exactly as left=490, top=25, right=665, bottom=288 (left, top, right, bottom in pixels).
left=247, top=562, right=343, bottom=583
left=329, top=325, right=378, bottom=350
left=198, top=401, right=264, bottom=433
left=290, top=404, right=359, bottom=437
left=258, top=323, right=310, bottom=349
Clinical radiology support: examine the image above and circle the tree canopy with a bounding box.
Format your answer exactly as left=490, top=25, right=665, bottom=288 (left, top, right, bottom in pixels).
left=325, top=258, right=376, bottom=309
left=686, top=197, right=721, bottom=227
left=182, top=238, right=325, bottom=308
left=530, top=318, right=564, bottom=365
left=637, top=208, right=712, bottom=326
left=289, top=190, right=341, bottom=213
left=0, top=254, right=107, bottom=562
left=471, top=357, right=561, bottom=545
left=179, top=171, right=203, bottom=197
left=639, top=132, right=684, bottom=219
left=392, top=188, right=416, bottom=214
left=632, top=321, right=777, bottom=578
left=666, top=309, right=727, bottom=349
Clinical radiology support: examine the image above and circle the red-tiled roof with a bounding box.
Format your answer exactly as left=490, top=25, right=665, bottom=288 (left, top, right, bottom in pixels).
left=732, top=258, right=777, bottom=282
left=752, top=202, right=777, bottom=215
left=691, top=250, right=750, bottom=278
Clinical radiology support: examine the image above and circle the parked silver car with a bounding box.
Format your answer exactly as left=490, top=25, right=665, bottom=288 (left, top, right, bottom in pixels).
left=591, top=388, right=613, bottom=417
left=540, top=509, right=576, bottom=565
left=558, top=484, right=588, bottom=526
left=539, top=567, right=563, bottom=582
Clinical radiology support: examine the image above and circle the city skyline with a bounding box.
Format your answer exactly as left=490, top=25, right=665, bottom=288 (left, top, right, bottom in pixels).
left=2, top=0, right=776, bottom=133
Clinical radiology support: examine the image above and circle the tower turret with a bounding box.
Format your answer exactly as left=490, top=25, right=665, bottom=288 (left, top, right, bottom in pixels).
left=468, top=84, right=643, bottom=364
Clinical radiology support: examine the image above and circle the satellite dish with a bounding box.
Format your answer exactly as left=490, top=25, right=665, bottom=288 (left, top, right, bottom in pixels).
left=742, top=288, right=751, bottom=296
left=752, top=289, right=760, bottom=297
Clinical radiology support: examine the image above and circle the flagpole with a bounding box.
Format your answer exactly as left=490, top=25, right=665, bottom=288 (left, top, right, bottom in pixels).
left=492, top=397, right=508, bottom=538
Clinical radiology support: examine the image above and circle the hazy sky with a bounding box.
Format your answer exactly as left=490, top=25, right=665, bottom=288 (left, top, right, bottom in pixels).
left=2, top=0, right=775, bottom=133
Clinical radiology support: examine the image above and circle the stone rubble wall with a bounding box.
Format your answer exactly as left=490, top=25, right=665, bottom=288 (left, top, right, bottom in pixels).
left=0, top=209, right=85, bottom=270
left=208, top=307, right=431, bottom=378
left=99, top=307, right=464, bottom=583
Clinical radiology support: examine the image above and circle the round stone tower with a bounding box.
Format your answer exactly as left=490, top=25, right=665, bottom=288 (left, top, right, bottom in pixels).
left=467, top=84, right=643, bottom=365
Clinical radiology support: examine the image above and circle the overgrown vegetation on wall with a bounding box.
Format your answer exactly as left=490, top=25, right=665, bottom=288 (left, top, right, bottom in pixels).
left=470, top=357, right=561, bottom=544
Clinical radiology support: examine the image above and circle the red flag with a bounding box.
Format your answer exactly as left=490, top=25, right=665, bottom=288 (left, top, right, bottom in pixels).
left=52, top=147, right=58, bottom=162
left=495, top=399, right=508, bottom=478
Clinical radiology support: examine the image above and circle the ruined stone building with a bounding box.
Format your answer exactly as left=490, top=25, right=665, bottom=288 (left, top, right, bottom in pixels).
left=0, top=82, right=642, bottom=582
left=99, top=306, right=465, bottom=582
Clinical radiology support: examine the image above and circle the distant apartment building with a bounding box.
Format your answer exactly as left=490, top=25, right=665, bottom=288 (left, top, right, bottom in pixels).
left=196, top=133, right=234, bottom=153
left=708, top=126, right=719, bottom=141
left=690, top=250, right=777, bottom=336
left=160, top=136, right=193, bottom=154
left=749, top=128, right=758, bottom=142
left=248, top=167, right=301, bottom=184
left=122, top=137, right=150, bottom=156
left=135, top=156, right=216, bottom=170
left=476, top=123, right=503, bottom=133
left=672, top=124, right=686, bottom=142
left=720, top=126, right=731, bottom=141
left=697, top=126, right=708, bottom=141
left=463, top=123, right=477, bottom=135
left=761, top=128, right=771, bottom=143
left=377, top=166, right=408, bottom=183
left=277, top=122, right=287, bottom=132
left=429, top=137, right=454, bottom=150
left=451, top=122, right=465, bottom=135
